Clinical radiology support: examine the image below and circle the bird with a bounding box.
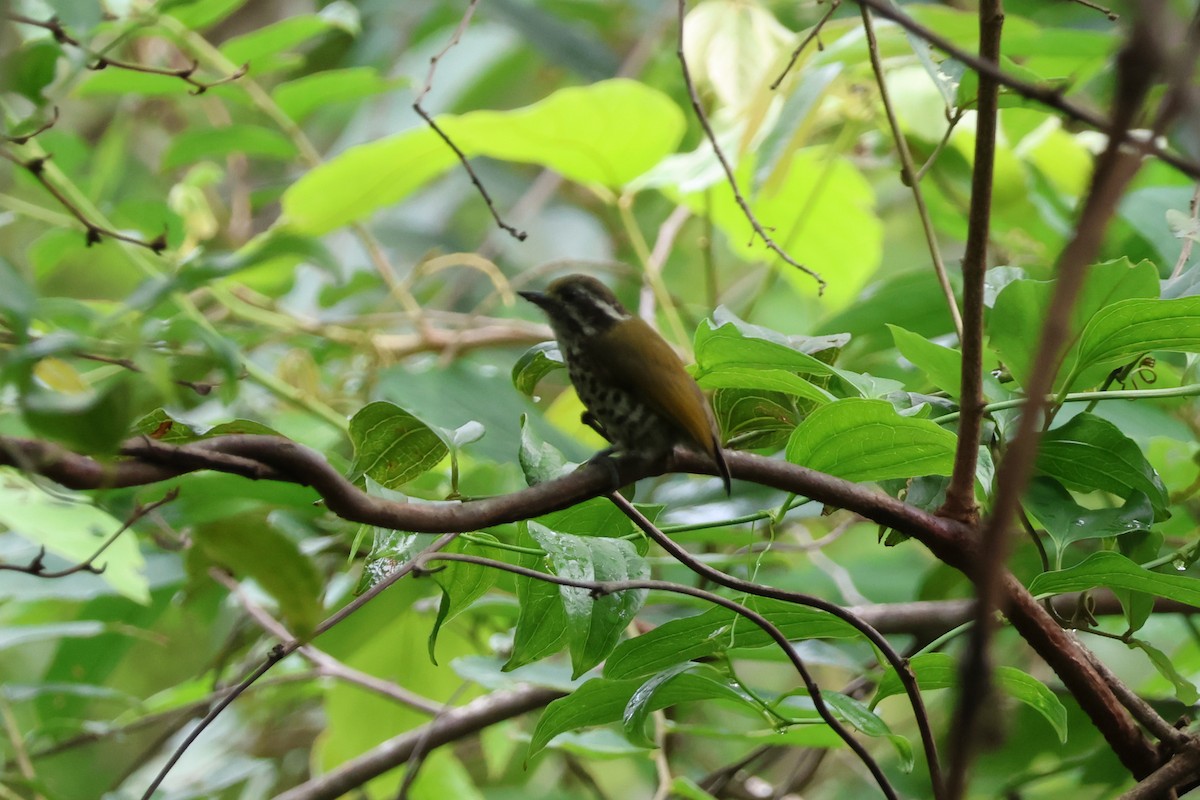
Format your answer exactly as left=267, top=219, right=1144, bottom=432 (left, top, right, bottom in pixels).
left=519, top=274, right=732, bottom=494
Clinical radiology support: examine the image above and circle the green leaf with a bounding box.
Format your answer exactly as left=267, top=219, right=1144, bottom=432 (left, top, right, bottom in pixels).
left=21, top=376, right=139, bottom=455
left=282, top=79, right=685, bottom=234
left=0, top=622, right=108, bottom=650
left=348, top=401, right=448, bottom=489
left=1071, top=296, right=1200, bottom=384
left=160, top=125, right=297, bottom=170
left=527, top=523, right=649, bottom=679
left=622, top=663, right=747, bottom=748
left=605, top=598, right=856, bottom=681
left=694, top=319, right=855, bottom=394
left=1035, top=413, right=1169, bottom=519
left=428, top=535, right=499, bottom=663
left=518, top=413, right=570, bottom=486
left=875, top=653, right=1067, bottom=742
left=193, top=514, right=324, bottom=636
left=165, top=0, right=248, bottom=28
left=505, top=525, right=569, bottom=671
left=1128, top=637, right=1199, bottom=705
left=528, top=668, right=749, bottom=758
left=273, top=68, right=402, bottom=121
left=786, top=399, right=957, bottom=482
left=1024, top=478, right=1153, bottom=554
left=219, top=15, right=333, bottom=64
left=711, top=387, right=801, bottom=450
left=512, top=341, right=563, bottom=397
left=695, top=366, right=834, bottom=404
left=1028, top=551, right=1200, bottom=607
left=988, top=258, right=1159, bottom=391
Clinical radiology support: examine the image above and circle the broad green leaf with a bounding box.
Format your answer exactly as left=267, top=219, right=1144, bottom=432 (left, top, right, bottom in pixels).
left=989, top=259, right=1159, bottom=391
left=711, top=387, right=801, bottom=450
left=219, top=15, right=333, bottom=64
left=273, top=68, right=402, bottom=122
left=1024, top=478, right=1153, bottom=554
left=193, top=514, right=324, bottom=636
left=528, top=524, right=648, bottom=678
left=21, top=376, right=139, bottom=455
left=505, top=526, right=569, bottom=671
left=818, top=271, right=959, bottom=346
left=512, top=341, right=563, bottom=397
left=875, top=653, right=1067, bottom=742
left=673, top=148, right=880, bottom=308
left=1128, top=637, right=1199, bottom=705
left=889, top=325, right=964, bottom=397
left=0, top=477, right=149, bottom=603
left=428, top=535, right=499, bottom=663
left=622, top=663, right=748, bottom=748
left=160, top=125, right=297, bottom=170
left=518, top=413, right=570, bottom=486
left=694, top=320, right=853, bottom=390
left=695, top=366, right=834, bottom=405
left=786, top=399, right=957, bottom=482
left=1070, top=296, right=1200, bottom=385
left=1036, top=413, right=1169, bottom=519
left=348, top=401, right=448, bottom=489
left=1028, top=551, right=1200, bottom=607
left=605, top=598, right=856, bottom=681
left=165, top=0, right=248, bottom=29
left=282, top=79, right=685, bottom=234
left=528, top=669, right=750, bottom=758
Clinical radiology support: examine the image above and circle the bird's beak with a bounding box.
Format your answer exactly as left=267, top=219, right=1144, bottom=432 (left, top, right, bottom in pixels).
left=518, top=289, right=550, bottom=308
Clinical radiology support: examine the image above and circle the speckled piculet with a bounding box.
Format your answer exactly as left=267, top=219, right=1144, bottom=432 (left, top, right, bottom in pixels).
left=519, top=274, right=732, bottom=494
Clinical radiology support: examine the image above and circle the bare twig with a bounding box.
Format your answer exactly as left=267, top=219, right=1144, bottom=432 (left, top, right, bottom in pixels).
left=0, top=489, right=179, bottom=578
left=844, top=0, right=1200, bottom=180
left=965, top=4, right=1182, bottom=787
left=859, top=6, right=962, bottom=340
left=414, top=551, right=900, bottom=800
left=676, top=0, right=825, bottom=293
left=1068, top=0, right=1119, bottom=21
left=5, top=14, right=247, bottom=94
left=770, top=0, right=842, bottom=90
left=0, top=149, right=167, bottom=252
left=209, top=568, right=443, bottom=714
left=411, top=0, right=526, bottom=242
left=138, top=532, right=460, bottom=799
left=607, top=493, right=946, bottom=800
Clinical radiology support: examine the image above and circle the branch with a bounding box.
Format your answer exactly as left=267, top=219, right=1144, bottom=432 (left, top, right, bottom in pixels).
left=0, top=433, right=1168, bottom=781
left=607, top=492, right=945, bottom=800
left=943, top=1, right=1005, bottom=794
left=844, top=0, right=1200, bottom=180
left=5, top=14, right=247, bottom=94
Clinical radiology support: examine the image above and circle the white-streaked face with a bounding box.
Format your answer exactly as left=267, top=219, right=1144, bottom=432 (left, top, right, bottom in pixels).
left=542, top=276, right=631, bottom=339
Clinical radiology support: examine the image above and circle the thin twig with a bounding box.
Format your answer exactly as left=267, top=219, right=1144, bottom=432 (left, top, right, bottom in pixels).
left=607, top=493, right=946, bottom=800
left=415, top=551, right=900, bottom=800
left=138, top=532, right=460, bottom=799
left=859, top=6, right=962, bottom=339
left=5, top=14, right=247, bottom=94
left=843, top=0, right=1200, bottom=180
left=770, top=0, right=842, bottom=90
left=2, top=106, right=59, bottom=144
left=0, top=149, right=167, bottom=252
left=0, top=489, right=179, bottom=577
left=676, top=0, right=825, bottom=293
left=411, top=0, right=527, bottom=241
left=209, top=568, right=443, bottom=714
left=1068, top=0, right=1119, bottom=22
